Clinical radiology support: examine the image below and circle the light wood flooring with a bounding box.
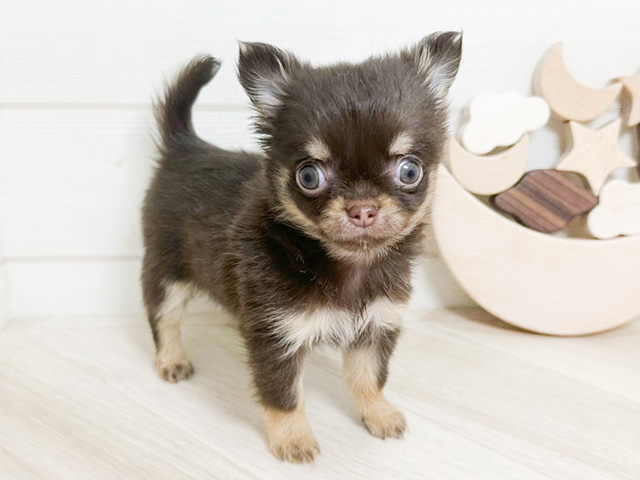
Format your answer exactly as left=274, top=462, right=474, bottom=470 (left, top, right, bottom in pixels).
left=0, top=308, right=638, bottom=479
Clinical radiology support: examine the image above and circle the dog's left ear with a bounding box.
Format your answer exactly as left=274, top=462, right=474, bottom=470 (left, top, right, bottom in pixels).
left=237, top=41, right=301, bottom=117
left=409, top=31, right=463, bottom=99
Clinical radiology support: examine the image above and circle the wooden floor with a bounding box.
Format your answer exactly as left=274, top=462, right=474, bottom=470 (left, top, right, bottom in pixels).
left=0, top=308, right=638, bottom=480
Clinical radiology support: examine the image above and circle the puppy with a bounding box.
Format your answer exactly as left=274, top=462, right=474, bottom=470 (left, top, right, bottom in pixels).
left=141, top=32, right=462, bottom=463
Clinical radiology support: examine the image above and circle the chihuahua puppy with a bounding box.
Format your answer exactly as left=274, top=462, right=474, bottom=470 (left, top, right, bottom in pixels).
left=141, top=32, right=462, bottom=462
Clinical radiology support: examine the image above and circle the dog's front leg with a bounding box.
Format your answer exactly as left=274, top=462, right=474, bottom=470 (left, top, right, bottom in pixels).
left=343, top=328, right=406, bottom=439
left=244, top=331, right=319, bottom=463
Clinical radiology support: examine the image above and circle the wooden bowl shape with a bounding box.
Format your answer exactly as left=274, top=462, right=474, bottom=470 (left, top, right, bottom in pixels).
left=431, top=165, right=640, bottom=335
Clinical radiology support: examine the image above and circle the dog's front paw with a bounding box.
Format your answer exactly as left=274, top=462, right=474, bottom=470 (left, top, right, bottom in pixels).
left=362, top=399, right=407, bottom=439
left=155, top=357, right=194, bottom=383
left=264, top=407, right=320, bottom=463
left=269, top=431, right=320, bottom=463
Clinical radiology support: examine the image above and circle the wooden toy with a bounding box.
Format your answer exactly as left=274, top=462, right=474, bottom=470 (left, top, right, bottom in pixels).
left=431, top=165, right=640, bottom=336
left=460, top=92, right=549, bottom=154
left=555, top=119, right=636, bottom=194
left=493, top=170, right=597, bottom=233
left=615, top=74, right=640, bottom=127
left=447, top=135, right=530, bottom=195
left=588, top=180, right=640, bottom=239
left=534, top=43, right=622, bottom=122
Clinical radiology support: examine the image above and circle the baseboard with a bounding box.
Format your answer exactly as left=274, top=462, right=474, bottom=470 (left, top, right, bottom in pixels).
left=6, top=256, right=473, bottom=319
left=0, top=264, right=9, bottom=329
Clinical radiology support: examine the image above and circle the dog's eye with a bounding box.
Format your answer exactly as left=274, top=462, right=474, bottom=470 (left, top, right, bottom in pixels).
left=396, top=156, right=423, bottom=186
left=296, top=162, right=326, bottom=193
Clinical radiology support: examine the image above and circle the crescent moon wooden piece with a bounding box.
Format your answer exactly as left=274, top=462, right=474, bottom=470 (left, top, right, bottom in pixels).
left=447, top=135, right=530, bottom=195
left=615, top=74, right=640, bottom=127
left=534, top=43, right=622, bottom=122
left=432, top=165, right=640, bottom=335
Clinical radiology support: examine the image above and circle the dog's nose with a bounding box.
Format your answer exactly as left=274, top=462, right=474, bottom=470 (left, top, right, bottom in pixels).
left=347, top=205, right=378, bottom=228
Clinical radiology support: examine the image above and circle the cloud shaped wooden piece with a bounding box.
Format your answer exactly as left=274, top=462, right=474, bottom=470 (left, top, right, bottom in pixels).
left=461, top=92, right=550, bottom=155
left=588, top=180, right=640, bottom=239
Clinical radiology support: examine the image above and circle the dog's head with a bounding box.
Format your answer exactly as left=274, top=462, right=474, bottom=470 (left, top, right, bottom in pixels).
left=238, top=32, right=462, bottom=262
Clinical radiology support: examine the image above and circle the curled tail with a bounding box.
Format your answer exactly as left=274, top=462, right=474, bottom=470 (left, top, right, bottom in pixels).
left=155, top=55, right=221, bottom=155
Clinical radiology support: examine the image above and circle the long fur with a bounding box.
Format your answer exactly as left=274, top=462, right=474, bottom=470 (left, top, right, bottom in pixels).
left=155, top=55, right=220, bottom=155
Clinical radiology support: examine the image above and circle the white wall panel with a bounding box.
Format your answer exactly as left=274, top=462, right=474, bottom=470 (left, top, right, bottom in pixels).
left=0, top=108, right=257, bottom=258
left=2, top=0, right=640, bottom=319
left=0, top=108, right=257, bottom=187
left=7, top=257, right=472, bottom=318
left=2, top=1, right=639, bottom=110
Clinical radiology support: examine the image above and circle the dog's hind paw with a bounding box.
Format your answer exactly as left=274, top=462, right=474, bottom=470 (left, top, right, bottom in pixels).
left=155, top=357, right=194, bottom=383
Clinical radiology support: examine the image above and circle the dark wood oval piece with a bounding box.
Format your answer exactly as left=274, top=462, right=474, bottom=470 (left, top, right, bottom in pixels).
left=492, top=170, right=598, bottom=233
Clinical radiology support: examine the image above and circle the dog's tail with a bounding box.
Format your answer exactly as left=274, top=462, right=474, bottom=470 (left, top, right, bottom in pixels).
left=155, top=55, right=221, bottom=155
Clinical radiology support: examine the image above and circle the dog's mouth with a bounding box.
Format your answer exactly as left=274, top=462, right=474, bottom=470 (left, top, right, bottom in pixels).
left=324, top=230, right=392, bottom=247
left=318, top=231, right=402, bottom=262
left=317, top=214, right=408, bottom=257
left=321, top=222, right=396, bottom=242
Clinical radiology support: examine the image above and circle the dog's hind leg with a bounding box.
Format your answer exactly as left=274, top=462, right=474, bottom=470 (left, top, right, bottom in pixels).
left=142, top=260, right=194, bottom=383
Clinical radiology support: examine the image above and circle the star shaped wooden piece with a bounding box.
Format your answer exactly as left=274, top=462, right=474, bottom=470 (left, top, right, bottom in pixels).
left=616, top=74, right=640, bottom=127
left=555, top=120, right=636, bottom=195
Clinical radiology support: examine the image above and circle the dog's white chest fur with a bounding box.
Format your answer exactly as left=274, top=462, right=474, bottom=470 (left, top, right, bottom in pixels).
left=273, top=298, right=406, bottom=354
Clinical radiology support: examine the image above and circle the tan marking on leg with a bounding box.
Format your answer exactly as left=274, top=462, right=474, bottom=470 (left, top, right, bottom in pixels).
left=155, top=282, right=194, bottom=383
left=343, top=345, right=406, bottom=439
left=263, top=386, right=320, bottom=463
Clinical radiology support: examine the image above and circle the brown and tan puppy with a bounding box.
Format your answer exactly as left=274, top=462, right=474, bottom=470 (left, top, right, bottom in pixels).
left=141, top=32, right=462, bottom=462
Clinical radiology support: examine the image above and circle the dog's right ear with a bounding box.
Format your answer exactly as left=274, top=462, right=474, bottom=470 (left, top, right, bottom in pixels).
left=408, top=31, right=463, bottom=99
left=237, top=42, right=301, bottom=118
